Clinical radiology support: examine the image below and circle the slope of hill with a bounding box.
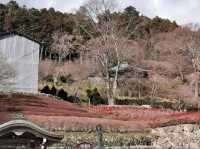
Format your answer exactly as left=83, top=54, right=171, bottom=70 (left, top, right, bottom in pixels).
left=1, top=92, right=200, bottom=133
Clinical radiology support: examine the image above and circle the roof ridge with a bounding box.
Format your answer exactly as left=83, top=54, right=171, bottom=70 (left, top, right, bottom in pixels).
left=0, top=31, right=41, bottom=45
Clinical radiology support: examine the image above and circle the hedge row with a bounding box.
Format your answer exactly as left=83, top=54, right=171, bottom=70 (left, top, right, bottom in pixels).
left=40, top=85, right=79, bottom=103
left=115, top=97, right=200, bottom=112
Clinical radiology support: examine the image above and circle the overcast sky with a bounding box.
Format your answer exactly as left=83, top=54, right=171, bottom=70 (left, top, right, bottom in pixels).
left=0, top=0, right=199, bottom=25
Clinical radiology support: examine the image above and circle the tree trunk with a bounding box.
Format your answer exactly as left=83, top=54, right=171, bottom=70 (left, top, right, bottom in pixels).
left=151, top=83, right=155, bottom=98
left=178, top=67, right=184, bottom=82
left=58, top=54, right=62, bottom=64
left=194, top=72, right=200, bottom=99
left=53, top=76, right=58, bottom=86
left=128, top=90, right=132, bottom=97
left=106, top=79, right=114, bottom=105
left=49, top=52, right=52, bottom=60
left=112, top=62, right=120, bottom=103
left=44, top=49, right=47, bottom=60
left=80, top=54, right=83, bottom=65
left=112, top=38, right=120, bottom=105
left=138, top=82, right=141, bottom=99
left=106, top=71, right=114, bottom=105
left=195, top=81, right=199, bottom=98
left=137, top=73, right=141, bottom=99
left=108, top=98, right=114, bottom=106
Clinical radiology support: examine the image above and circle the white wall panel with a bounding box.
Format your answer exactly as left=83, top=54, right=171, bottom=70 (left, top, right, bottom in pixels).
left=0, top=35, right=40, bottom=93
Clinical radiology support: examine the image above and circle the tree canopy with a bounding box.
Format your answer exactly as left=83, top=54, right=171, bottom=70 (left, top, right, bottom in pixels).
left=0, top=1, right=178, bottom=60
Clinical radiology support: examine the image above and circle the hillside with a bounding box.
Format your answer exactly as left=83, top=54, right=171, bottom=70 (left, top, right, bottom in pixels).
left=1, top=0, right=200, bottom=148
left=0, top=1, right=178, bottom=56
left=1, top=92, right=200, bottom=133
left=3, top=1, right=198, bottom=105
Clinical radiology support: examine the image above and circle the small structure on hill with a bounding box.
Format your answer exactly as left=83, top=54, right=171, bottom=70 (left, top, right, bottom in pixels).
left=0, top=32, right=40, bottom=93
left=0, top=114, right=63, bottom=149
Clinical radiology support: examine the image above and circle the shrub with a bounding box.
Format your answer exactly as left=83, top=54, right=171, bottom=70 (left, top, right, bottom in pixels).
left=57, top=89, right=68, bottom=100
left=67, top=96, right=80, bottom=103
left=41, top=85, right=51, bottom=94
left=50, top=86, right=57, bottom=96
left=86, top=89, right=92, bottom=99
left=115, top=97, right=175, bottom=109
left=184, top=103, right=199, bottom=112
left=86, top=88, right=108, bottom=105
left=59, top=74, right=74, bottom=84
left=115, top=97, right=200, bottom=112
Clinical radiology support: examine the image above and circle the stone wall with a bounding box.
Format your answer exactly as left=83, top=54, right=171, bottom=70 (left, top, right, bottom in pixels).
left=152, top=124, right=200, bottom=149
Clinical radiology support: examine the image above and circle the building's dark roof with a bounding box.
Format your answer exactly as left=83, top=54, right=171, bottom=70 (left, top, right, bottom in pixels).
left=0, top=115, right=63, bottom=142
left=0, top=31, right=41, bottom=45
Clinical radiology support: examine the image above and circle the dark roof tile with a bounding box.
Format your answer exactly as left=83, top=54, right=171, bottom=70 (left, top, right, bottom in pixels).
left=0, top=31, right=41, bottom=45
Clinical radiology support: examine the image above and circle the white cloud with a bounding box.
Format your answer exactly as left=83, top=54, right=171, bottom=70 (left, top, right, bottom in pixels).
left=127, top=0, right=200, bottom=24
left=0, top=0, right=200, bottom=24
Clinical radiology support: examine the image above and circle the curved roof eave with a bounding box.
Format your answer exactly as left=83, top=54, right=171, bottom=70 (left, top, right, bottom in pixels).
left=0, top=119, right=63, bottom=141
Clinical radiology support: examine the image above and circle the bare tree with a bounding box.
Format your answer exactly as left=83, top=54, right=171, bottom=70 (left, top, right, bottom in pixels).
left=78, top=0, right=140, bottom=105
left=183, top=30, right=200, bottom=99
left=51, top=32, right=85, bottom=64
left=187, top=46, right=200, bottom=99
left=51, top=32, right=74, bottom=64
left=0, top=53, right=16, bottom=91
left=86, top=36, right=136, bottom=104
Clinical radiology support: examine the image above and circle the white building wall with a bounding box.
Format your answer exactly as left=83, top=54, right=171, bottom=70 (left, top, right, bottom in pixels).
left=0, top=35, right=39, bottom=93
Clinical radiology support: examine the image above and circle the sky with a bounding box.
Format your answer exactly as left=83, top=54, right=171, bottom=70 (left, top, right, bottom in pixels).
left=0, top=0, right=199, bottom=25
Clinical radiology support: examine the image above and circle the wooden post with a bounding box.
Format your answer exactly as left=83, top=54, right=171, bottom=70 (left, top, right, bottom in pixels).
left=96, top=125, right=104, bottom=149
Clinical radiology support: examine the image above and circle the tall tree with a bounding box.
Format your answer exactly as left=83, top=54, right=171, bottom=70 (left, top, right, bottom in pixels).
left=185, top=31, right=200, bottom=99
left=51, top=32, right=84, bottom=63
left=80, top=0, right=142, bottom=105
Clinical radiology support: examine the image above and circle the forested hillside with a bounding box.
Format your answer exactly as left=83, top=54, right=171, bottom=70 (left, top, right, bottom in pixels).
left=0, top=1, right=178, bottom=57
left=2, top=0, right=200, bottom=106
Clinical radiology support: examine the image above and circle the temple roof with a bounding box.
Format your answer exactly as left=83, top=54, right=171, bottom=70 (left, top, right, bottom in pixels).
left=0, top=114, right=63, bottom=142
